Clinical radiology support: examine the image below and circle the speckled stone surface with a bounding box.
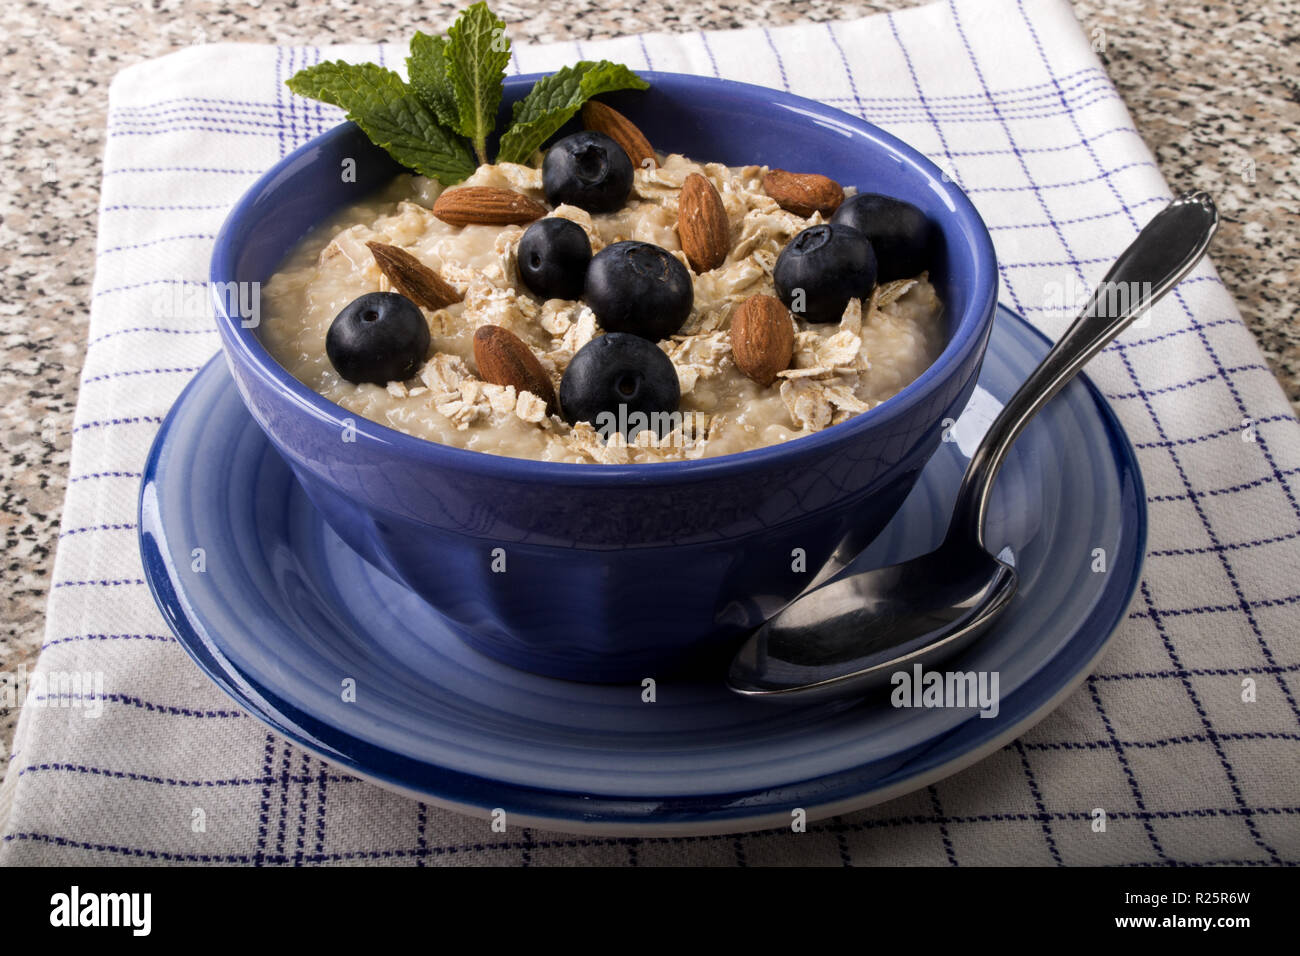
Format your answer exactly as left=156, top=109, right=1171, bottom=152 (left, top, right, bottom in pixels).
left=1, top=0, right=1296, bottom=759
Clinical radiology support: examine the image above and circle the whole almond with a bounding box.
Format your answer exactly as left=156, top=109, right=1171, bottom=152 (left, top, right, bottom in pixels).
left=366, top=242, right=462, bottom=310
left=731, top=294, right=795, bottom=387
left=678, top=173, right=730, bottom=273
left=472, top=325, right=558, bottom=415
left=582, top=100, right=656, bottom=170
left=433, top=187, right=548, bottom=226
left=763, top=169, right=845, bottom=218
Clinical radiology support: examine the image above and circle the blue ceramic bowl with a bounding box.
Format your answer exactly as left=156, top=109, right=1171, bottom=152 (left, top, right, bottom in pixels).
left=210, top=72, right=998, bottom=683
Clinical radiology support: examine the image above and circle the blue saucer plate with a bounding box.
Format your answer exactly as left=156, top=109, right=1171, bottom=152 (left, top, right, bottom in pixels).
left=139, top=305, right=1145, bottom=836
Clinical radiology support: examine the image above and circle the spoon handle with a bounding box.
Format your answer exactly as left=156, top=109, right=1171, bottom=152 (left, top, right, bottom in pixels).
left=953, top=191, right=1219, bottom=544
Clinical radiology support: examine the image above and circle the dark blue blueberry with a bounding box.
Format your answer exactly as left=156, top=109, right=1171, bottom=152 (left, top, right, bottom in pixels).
left=773, top=223, right=877, bottom=324
left=583, top=240, right=693, bottom=340
left=831, top=193, right=934, bottom=281
left=542, top=131, right=634, bottom=213
left=559, top=332, right=681, bottom=437
left=517, top=218, right=592, bottom=300
left=325, top=292, right=430, bottom=385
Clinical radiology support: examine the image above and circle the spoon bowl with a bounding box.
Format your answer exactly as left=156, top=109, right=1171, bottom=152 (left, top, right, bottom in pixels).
left=729, top=538, right=1017, bottom=700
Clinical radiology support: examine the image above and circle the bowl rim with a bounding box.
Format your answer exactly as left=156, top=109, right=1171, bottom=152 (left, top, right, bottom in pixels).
left=211, top=70, right=998, bottom=486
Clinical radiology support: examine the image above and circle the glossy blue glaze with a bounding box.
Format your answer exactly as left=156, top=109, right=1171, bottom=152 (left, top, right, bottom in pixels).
left=209, top=73, right=999, bottom=682
left=139, top=307, right=1146, bottom=835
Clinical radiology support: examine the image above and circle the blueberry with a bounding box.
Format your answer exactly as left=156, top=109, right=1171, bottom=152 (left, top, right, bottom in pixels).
left=583, top=241, right=693, bottom=340
left=543, top=131, right=634, bottom=213
left=559, top=332, right=681, bottom=437
left=517, top=218, right=592, bottom=300
left=325, top=292, right=430, bottom=385
left=773, top=224, right=877, bottom=324
left=831, top=193, right=934, bottom=281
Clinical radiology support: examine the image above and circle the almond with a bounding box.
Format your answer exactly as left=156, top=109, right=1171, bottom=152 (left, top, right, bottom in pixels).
left=432, top=187, right=548, bottom=227
left=731, top=294, right=795, bottom=386
left=678, top=172, right=730, bottom=273
left=762, top=169, right=845, bottom=218
left=472, top=325, right=558, bottom=415
left=366, top=242, right=462, bottom=310
left=582, top=100, right=656, bottom=170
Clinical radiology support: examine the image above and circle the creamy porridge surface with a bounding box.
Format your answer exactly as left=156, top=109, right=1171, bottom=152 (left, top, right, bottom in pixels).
left=260, top=155, right=946, bottom=463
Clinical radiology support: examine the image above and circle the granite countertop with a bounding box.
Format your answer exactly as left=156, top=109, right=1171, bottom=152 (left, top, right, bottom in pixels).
left=1, top=0, right=1296, bottom=759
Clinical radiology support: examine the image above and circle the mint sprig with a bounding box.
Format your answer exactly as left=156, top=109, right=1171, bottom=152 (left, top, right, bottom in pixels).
left=284, top=3, right=649, bottom=185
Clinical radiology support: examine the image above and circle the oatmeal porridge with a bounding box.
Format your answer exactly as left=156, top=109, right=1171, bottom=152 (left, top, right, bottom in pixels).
left=260, top=151, right=946, bottom=464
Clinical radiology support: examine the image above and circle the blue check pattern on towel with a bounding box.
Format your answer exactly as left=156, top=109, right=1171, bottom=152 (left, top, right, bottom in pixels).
left=3, top=0, right=1298, bottom=865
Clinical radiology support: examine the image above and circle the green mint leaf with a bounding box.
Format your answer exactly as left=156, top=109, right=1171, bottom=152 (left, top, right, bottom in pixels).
left=444, top=2, right=511, bottom=165
left=408, top=32, right=459, bottom=130
left=497, top=60, right=649, bottom=165
left=286, top=60, right=476, bottom=185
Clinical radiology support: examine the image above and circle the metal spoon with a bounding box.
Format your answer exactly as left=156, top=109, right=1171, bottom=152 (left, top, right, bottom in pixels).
left=728, top=191, right=1218, bottom=701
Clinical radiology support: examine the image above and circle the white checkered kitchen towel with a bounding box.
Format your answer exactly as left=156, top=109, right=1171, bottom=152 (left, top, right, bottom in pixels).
left=3, top=0, right=1298, bottom=865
